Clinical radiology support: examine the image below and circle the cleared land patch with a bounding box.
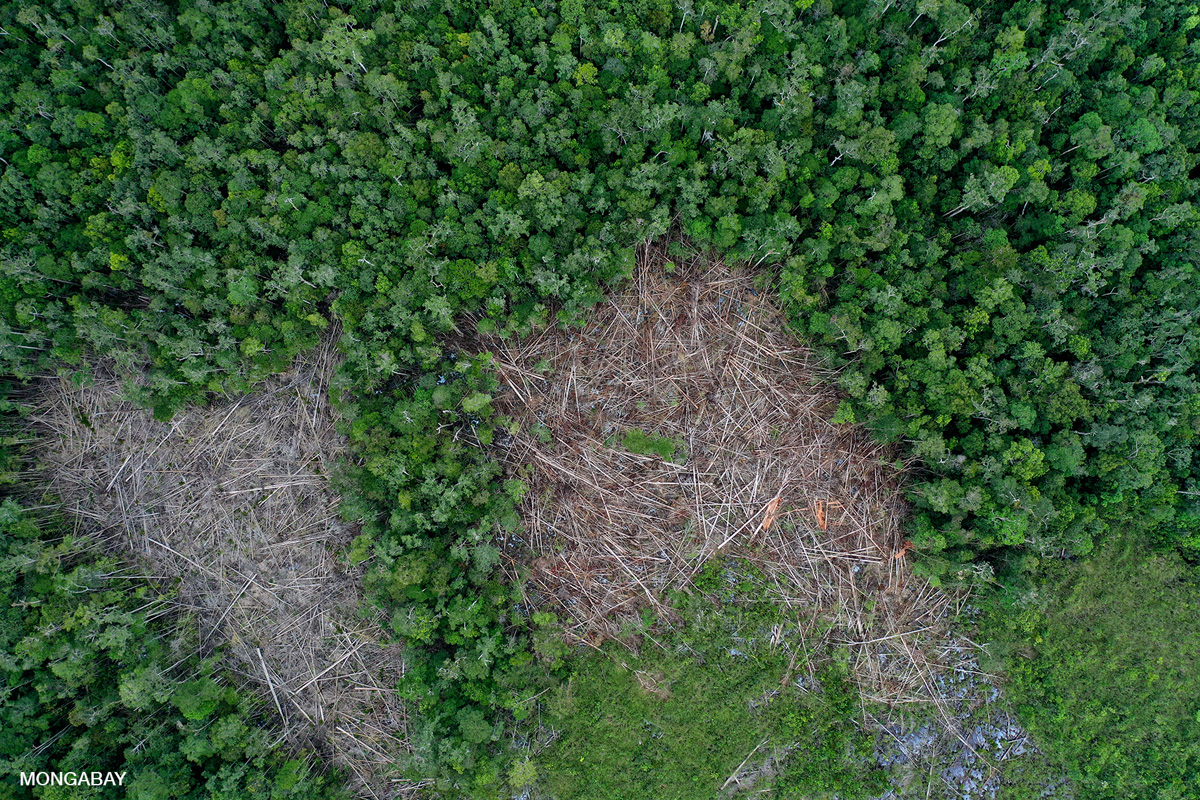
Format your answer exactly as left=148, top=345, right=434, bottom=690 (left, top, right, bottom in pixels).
left=484, top=244, right=979, bottom=705
left=481, top=244, right=1034, bottom=796
left=29, top=338, right=413, bottom=798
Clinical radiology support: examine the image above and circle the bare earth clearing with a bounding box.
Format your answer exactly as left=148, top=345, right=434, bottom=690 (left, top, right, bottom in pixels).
left=485, top=244, right=965, bottom=704
left=481, top=244, right=1032, bottom=796
left=30, top=337, right=417, bottom=798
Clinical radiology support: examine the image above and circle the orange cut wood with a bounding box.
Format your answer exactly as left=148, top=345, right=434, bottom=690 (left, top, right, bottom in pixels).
left=760, top=496, right=783, bottom=532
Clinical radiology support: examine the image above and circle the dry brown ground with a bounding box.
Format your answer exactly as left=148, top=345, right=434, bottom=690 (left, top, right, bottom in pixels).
left=481, top=242, right=981, bottom=705
left=28, top=335, right=421, bottom=799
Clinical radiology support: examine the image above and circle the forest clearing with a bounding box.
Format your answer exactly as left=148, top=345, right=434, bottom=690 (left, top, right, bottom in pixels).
left=3, top=0, right=1199, bottom=796
left=28, top=338, right=419, bottom=797
left=483, top=244, right=949, bottom=701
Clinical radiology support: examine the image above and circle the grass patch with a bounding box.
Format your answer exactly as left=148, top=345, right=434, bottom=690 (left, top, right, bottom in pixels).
left=620, top=427, right=682, bottom=462
left=981, top=542, right=1200, bottom=799
left=538, top=649, right=777, bottom=797
left=528, top=584, right=888, bottom=799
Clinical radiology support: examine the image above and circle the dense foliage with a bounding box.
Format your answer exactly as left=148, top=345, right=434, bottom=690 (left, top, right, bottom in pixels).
left=0, top=402, right=346, bottom=800
left=3, top=0, right=1198, bottom=558
left=779, top=0, right=1200, bottom=577
left=2, top=0, right=1199, bottom=794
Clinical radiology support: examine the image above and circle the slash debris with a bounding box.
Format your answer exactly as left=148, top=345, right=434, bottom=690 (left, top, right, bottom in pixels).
left=29, top=334, right=418, bottom=799
left=480, top=241, right=983, bottom=704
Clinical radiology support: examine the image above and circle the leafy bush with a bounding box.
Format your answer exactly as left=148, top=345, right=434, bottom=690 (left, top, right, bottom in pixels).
left=620, top=428, right=681, bottom=461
